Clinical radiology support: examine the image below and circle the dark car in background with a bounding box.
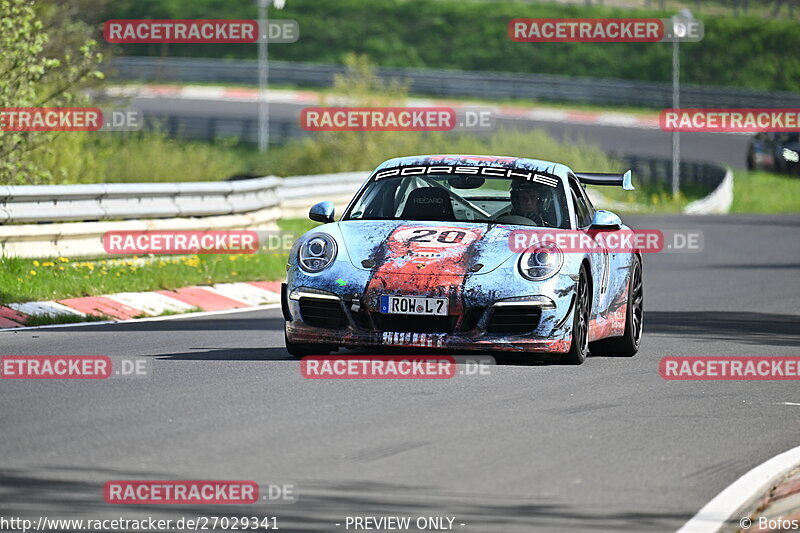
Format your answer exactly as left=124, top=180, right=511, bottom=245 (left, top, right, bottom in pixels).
left=747, top=132, right=800, bottom=175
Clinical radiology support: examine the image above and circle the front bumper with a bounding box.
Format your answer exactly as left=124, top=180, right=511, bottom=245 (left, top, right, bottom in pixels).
left=282, top=282, right=574, bottom=354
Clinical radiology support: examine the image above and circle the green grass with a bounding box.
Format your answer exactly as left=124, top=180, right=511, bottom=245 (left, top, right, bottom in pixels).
left=0, top=219, right=316, bottom=305
left=107, top=0, right=800, bottom=92
left=731, top=170, right=800, bottom=213
left=0, top=254, right=287, bottom=304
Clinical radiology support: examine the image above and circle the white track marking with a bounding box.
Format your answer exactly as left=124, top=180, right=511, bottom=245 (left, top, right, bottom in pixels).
left=7, top=301, right=86, bottom=318
left=209, top=282, right=280, bottom=306
left=106, top=291, right=195, bottom=316
left=677, top=445, right=800, bottom=533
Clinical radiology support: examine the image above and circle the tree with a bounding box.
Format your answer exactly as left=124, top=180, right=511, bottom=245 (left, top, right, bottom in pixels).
left=0, top=0, right=103, bottom=185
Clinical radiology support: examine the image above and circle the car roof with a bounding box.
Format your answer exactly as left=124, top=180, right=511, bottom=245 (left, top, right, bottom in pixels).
left=372, top=154, right=572, bottom=180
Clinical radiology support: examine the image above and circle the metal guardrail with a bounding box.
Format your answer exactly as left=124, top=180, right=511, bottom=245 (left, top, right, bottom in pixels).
left=0, top=173, right=365, bottom=226
left=279, top=172, right=366, bottom=201
left=615, top=154, right=727, bottom=192
left=0, top=177, right=282, bottom=224
left=615, top=154, right=733, bottom=214
left=109, top=56, right=800, bottom=109
left=140, top=114, right=304, bottom=146
left=0, top=172, right=366, bottom=258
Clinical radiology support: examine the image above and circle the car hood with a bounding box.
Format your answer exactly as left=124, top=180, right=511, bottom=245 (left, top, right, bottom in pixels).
left=337, top=219, right=517, bottom=275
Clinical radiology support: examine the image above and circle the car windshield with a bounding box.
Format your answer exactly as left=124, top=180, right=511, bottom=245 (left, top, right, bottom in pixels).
left=345, top=173, right=570, bottom=228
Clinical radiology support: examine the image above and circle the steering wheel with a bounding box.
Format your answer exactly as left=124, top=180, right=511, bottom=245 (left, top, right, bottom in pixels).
left=495, top=214, right=537, bottom=225
left=495, top=211, right=558, bottom=227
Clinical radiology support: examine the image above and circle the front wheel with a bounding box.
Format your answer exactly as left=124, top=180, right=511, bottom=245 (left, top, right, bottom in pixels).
left=560, top=266, right=590, bottom=365
left=590, top=256, right=643, bottom=357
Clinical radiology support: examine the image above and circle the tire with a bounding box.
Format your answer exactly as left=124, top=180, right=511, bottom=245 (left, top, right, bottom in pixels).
left=561, top=265, right=590, bottom=365
left=589, top=255, right=643, bottom=357
left=284, top=328, right=335, bottom=357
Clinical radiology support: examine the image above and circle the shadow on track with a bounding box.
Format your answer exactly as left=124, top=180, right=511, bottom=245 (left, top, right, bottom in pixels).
left=156, top=347, right=292, bottom=361
left=0, top=469, right=690, bottom=532
left=646, top=310, right=800, bottom=347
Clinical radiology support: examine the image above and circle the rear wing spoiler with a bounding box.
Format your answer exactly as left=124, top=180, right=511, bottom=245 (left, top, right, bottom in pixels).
left=575, top=170, right=635, bottom=190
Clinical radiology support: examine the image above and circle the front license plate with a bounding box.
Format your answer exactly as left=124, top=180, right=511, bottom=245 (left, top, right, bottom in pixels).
left=380, top=295, right=448, bottom=316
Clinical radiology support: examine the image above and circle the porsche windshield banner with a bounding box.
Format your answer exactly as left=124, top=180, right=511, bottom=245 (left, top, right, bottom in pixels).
left=372, top=164, right=560, bottom=187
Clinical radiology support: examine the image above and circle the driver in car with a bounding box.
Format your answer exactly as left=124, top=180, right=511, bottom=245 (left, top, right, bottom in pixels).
left=509, top=179, right=556, bottom=227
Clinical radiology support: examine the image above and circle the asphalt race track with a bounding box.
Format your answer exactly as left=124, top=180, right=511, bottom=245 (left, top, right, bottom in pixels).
left=129, top=97, right=752, bottom=169
left=1, top=214, right=799, bottom=532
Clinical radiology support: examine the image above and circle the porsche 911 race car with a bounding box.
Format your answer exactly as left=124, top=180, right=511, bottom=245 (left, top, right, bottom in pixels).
left=282, top=155, right=643, bottom=364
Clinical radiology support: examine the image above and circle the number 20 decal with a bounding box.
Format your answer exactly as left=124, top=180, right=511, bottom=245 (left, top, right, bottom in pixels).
left=407, top=229, right=466, bottom=244
left=394, top=226, right=480, bottom=246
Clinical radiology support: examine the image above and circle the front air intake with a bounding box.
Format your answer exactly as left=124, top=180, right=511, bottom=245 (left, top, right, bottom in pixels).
left=486, top=306, right=542, bottom=334
left=299, top=298, right=348, bottom=329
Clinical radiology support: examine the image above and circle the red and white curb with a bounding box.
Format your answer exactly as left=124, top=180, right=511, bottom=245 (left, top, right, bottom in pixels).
left=105, top=84, right=662, bottom=130
left=105, top=85, right=319, bottom=105
left=0, top=281, right=282, bottom=329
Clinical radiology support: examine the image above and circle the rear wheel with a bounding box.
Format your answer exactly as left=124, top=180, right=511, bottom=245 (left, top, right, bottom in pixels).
left=589, top=256, right=643, bottom=357
left=561, top=266, right=590, bottom=365
left=284, top=328, right=335, bottom=357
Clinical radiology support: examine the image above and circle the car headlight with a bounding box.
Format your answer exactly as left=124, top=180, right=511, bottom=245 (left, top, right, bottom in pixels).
left=518, top=243, right=563, bottom=281
left=298, top=233, right=337, bottom=273
left=782, top=148, right=799, bottom=163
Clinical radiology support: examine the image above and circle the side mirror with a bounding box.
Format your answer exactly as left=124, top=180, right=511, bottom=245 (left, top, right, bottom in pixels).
left=590, top=210, right=622, bottom=230
left=309, top=201, right=335, bottom=224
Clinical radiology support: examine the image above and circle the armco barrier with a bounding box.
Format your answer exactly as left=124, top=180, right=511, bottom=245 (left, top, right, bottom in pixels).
left=279, top=172, right=366, bottom=218
left=108, top=56, right=800, bottom=109
left=0, top=177, right=282, bottom=223
left=614, top=154, right=733, bottom=215
left=135, top=114, right=304, bottom=147
left=0, top=172, right=366, bottom=258
left=0, top=206, right=281, bottom=259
